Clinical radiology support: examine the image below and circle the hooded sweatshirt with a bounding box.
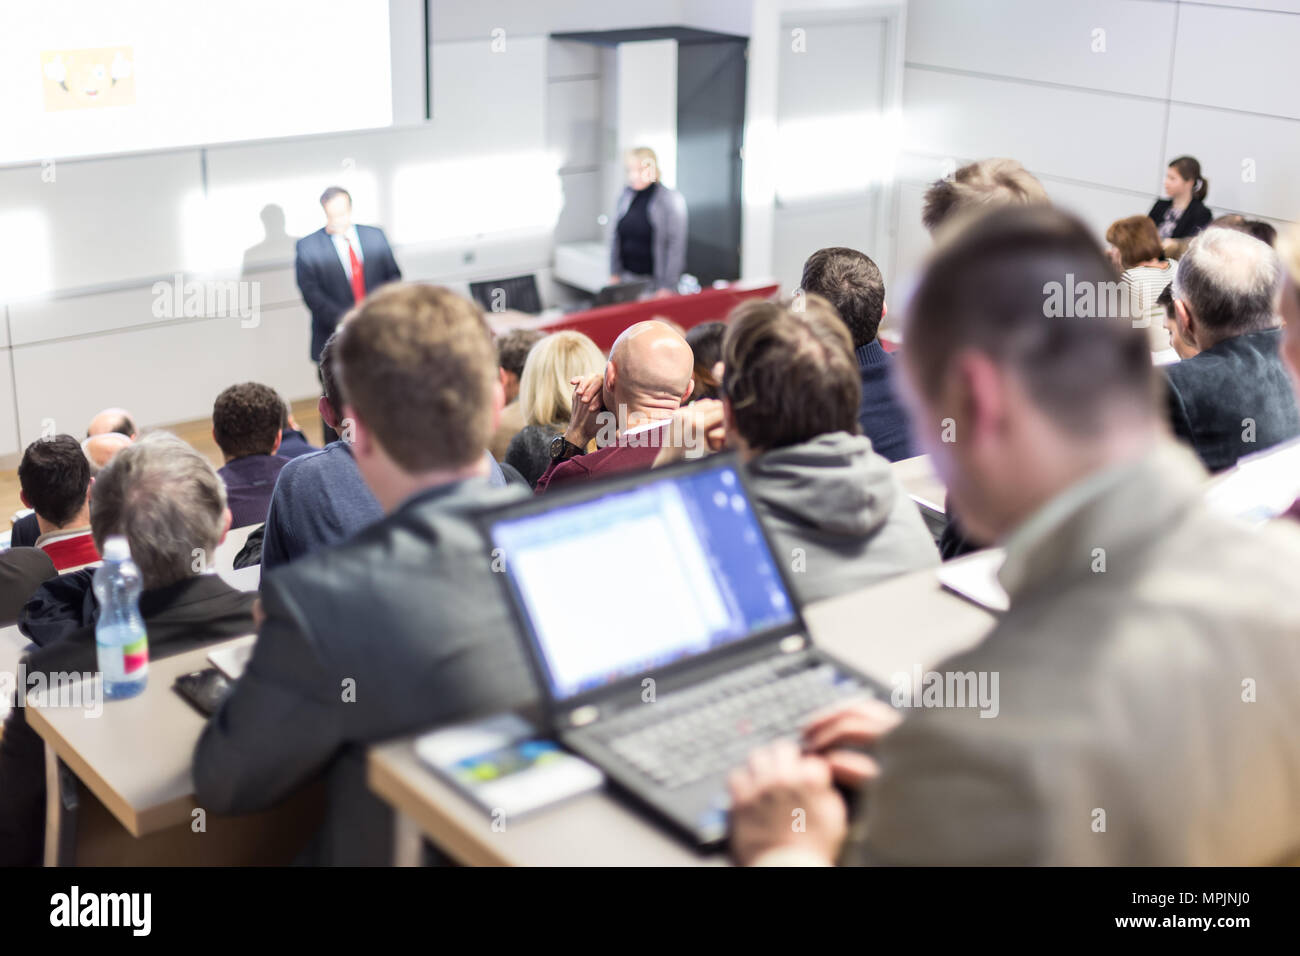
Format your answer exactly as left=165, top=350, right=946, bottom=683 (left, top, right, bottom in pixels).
left=744, top=432, right=939, bottom=605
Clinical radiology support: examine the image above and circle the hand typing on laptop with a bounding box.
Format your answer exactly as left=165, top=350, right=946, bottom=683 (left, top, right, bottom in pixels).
left=728, top=698, right=902, bottom=865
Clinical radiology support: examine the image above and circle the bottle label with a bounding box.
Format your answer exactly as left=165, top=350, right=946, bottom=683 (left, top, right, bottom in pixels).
left=122, top=636, right=149, bottom=674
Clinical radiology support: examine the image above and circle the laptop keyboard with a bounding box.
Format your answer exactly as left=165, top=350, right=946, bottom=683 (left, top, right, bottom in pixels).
left=591, top=656, right=868, bottom=791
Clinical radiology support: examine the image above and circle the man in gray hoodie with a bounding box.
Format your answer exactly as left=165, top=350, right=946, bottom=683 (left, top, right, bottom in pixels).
left=658, top=294, right=938, bottom=604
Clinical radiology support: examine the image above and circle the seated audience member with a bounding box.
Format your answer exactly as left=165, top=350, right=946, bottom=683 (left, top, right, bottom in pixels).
left=82, top=431, right=132, bottom=476
left=1105, top=215, right=1178, bottom=354
left=921, top=157, right=1049, bottom=239
left=212, top=382, right=289, bottom=528
left=534, top=321, right=694, bottom=493
left=18, top=435, right=99, bottom=571
left=800, top=248, right=914, bottom=461
left=1164, top=227, right=1299, bottom=472
left=0, top=433, right=253, bottom=865
left=1156, top=283, right=1198, bottom=361
left=729, top=205, right=1300, bottom=866
left=260, top=332, right=382, bottom=571
left=276, top=399, right=319, bottom=460
left=660, top=296, right=938, bottom=603
left=193, top=284, right=535, bottom=865
left=921, top=157, right=1050, bottom=560
left=1213, top=213, right=1278, bottom=249
left=685, top=321, right=726, bottom=403
left=1149, top=155, right=1212, bottom=240
left=86, top=407, right=138, bottom=439
left=505, top=330, right=607, bottom=486
left=489, top=328, right=546, bottom=461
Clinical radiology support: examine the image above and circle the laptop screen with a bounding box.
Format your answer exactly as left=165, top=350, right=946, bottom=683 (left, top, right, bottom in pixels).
left=490, top=462, right=797, bottom=701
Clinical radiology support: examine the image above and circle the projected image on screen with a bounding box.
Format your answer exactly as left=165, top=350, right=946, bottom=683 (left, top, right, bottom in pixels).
left=3, top=1, right=394, bottom=164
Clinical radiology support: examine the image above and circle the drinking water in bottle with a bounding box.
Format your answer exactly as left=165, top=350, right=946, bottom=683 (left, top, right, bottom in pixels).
left=94, top=535, right=149, bottom=700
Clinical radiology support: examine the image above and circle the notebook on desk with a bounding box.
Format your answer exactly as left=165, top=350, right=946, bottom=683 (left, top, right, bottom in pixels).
left=482, top=455, right=880, bottom=847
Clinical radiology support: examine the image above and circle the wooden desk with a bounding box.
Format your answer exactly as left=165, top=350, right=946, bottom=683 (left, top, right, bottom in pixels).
left=26, top=635, right=319, bottom=865
left=368, top=567, right=997, bottom=866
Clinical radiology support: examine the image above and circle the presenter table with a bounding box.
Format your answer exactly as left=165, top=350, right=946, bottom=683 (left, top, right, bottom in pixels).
left=25, top=635, right=320, bottom=865
left=368, top=566, right=998, bottom=866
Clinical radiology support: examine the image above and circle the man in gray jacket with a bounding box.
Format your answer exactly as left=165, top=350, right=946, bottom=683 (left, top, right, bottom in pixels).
left=656, top=294, right=938, bottom=604
left=729, top=205, right=1300, bottom=866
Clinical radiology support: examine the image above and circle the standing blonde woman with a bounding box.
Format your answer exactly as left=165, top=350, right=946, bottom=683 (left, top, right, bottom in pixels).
left=608, top=146, right=688, bottom=298
left=505, top=330, right=606, bottom=486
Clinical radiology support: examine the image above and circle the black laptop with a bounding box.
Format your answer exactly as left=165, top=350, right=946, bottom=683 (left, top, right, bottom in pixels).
left=483, top=456, right=879, bottom=847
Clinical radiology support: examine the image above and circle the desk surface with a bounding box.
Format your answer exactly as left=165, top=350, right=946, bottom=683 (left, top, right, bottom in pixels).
left=368, top=566, right=997, bottom=866
left=26, top=636, right=250, bottom=837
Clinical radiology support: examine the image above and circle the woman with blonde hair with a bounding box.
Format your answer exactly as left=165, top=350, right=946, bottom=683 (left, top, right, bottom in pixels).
left=506, top=330, right=606, bottom=486
left=608, top=146, right=689, bottom=297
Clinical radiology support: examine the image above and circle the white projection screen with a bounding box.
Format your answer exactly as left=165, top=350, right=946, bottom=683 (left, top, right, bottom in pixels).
left=0, top=0, right=399, bottom=165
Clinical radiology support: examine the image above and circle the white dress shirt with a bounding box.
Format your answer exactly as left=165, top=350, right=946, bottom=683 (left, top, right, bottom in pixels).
left=329, top=225, right=364, bottom=280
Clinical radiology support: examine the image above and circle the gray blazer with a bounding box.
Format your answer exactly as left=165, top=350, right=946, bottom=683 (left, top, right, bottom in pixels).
left=843, top=442, right=1300, bottom=865
left=609, top=184, right=688, bottom=293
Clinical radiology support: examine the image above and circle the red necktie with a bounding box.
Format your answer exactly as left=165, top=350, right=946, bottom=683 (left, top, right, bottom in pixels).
left=347, top=240, right=366, bottom=303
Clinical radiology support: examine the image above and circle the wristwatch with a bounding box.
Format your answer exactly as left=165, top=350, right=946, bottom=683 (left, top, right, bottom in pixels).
left=550, top=434, right=586, bottom=463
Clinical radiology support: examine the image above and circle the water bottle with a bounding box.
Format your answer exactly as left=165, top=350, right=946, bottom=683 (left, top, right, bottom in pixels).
left=94, top=535, right=149, bottom=700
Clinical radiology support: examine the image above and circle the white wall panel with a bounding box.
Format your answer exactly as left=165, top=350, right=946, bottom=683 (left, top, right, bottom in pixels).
left=906, top=0, right=1177, bottom=99
left=1172, top=4, right=1300, bottom=120
left=902, top=67, right=1167, bottom=194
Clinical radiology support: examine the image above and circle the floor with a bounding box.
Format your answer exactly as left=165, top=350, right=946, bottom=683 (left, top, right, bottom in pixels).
left=0, top=397, right=324, bottom=528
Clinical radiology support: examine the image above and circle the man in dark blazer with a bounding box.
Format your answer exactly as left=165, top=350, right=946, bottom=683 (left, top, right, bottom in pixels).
left=1164, top=227, right=1300, bottom=473
left=0, top=435, right=255, bottom=865
left=193, top=284, right=535, bottom=866
left=294, top=186, right=401, bottom=365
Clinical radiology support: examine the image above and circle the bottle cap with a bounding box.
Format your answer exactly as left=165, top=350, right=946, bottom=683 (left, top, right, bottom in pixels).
left=102, top=535, right=131, bottom=561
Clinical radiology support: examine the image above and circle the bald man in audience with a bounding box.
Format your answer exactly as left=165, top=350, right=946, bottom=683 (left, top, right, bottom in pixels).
left=534, top=320, right=694, bottom=493
left=86, top=407, right=138, bottom=439
left=82, top=432, right=132, bottom=476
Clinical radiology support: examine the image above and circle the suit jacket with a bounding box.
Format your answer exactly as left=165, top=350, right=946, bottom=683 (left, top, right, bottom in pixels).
left=1148, top=197, right=1212, bottom=240
left=294, top=225, right=401, bottom=362
left=0, top=574, right=255, bottom=865
left=841, top=443, right=1300, bottom=865
left=192, top=479, right=537, bottom=866
left=1164, top=327, right=1300, bottom=473
left=9, top=512, right=39, bottom=549
left=610, top=184, right=688, bottom=293
left=0, top=547, right=55, bottom=626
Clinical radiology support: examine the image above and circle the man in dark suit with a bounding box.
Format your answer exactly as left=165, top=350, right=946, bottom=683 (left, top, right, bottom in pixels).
left=0, top=434, right=255, bottom=865
left=1164, top=226, right=1300, bottom=473
left=295, top=186, right=400, bottom=443
left=194, top=284, right=536, bottom=865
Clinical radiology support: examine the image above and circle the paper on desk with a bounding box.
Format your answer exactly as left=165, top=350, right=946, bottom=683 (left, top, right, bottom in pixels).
left=1204, top=438, right=1300, bottom=526
left=936, top=548, right=1009, bottom=613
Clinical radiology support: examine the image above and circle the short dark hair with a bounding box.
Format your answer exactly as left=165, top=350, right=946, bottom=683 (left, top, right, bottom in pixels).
left=337, top=283, right=497, bottom=472
left=722, top=295, right=860, bottom=451
left=1156, top=282, right=1175, bottom=319
left=320, top=185, right=352, bottom=207
left=800, top=247, right=885, bottom=349
left=212, top=382, right=284, bottom=459
left=319, top=331, right=343, bottom=420
left=496, top=328, right=546, bottom=380
left=905, top=205, right=1155, bottom=437
left=19, top=434, right=91, bottom=527
left=685, top=321, right=727, bottom=402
